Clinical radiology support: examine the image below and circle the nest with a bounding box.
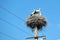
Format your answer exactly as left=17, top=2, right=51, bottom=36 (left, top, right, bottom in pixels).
left=26, top=15, right=47, bottom=30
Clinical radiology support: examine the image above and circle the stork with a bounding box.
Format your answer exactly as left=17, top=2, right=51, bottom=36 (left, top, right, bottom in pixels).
left=31, top=9, right=42, bottom=16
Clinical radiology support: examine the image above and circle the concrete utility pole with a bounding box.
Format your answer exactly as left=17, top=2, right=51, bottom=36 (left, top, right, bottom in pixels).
left=26, top=9, right=47, bottom=40
left=34, top=27, right=38, bottom=40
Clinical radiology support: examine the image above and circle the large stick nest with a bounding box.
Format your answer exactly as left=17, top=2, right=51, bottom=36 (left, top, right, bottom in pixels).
left=26, top=15, right=47, bottom=30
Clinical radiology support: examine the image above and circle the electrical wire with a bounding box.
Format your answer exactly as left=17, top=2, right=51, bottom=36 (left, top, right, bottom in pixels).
left=0, top=18, right=32, bottom=35
left=0, top=32, right=17, bottom=40
left=0, top=6, right=25, bottom=21
left=0, top=6, right=33, bottom=35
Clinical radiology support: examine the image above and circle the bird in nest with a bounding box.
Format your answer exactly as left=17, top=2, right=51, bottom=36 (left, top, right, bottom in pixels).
left=26, top=9, right=47, bottom=30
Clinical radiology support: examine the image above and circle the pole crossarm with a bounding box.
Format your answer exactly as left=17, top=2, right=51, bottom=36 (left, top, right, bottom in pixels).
left=26, top=36, right=46, bottom=39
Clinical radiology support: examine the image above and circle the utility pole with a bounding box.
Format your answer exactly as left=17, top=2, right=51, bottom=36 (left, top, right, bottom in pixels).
left=34, top=27, right=38, bottom=40
left=26, top=9, right=47, bottom=40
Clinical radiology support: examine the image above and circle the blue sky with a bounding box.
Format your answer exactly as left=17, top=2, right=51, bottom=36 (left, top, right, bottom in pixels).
left=0, top=0, right=60, bottom=40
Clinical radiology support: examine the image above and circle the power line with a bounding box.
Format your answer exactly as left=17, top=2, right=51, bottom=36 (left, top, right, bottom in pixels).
left=0, top=18, right=32, bottom=35
left=0, top=32, right=17, bottom=40
left=0, top=6, right=25, bottom=21
left=0, top=6, right=32, bottom=35
left=0, top=7, right=30, bottom=34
